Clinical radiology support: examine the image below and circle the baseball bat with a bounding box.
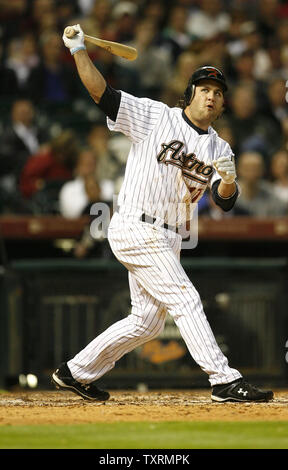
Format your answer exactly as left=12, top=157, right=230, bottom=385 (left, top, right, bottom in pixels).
left=64, top=26, right=138, bottom=61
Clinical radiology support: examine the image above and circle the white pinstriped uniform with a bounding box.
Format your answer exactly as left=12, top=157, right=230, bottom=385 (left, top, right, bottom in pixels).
left=68, top=91, right=242, bottom=386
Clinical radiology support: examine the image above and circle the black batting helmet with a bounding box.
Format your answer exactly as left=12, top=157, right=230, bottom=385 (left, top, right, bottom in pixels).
left=183, top=66, right=228, bottom=106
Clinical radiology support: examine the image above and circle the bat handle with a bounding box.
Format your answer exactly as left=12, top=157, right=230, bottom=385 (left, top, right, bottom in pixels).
left=64, top=26, right=77, bottom=39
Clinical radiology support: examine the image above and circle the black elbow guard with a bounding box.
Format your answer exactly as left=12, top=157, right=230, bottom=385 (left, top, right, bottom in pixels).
left=211, top=179, right=239, bottom=212
left=97, top=84, right=121, bottom=121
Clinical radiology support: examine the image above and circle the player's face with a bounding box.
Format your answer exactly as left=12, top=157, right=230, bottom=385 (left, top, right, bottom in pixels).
left=186, top=79, right=225, bottom=129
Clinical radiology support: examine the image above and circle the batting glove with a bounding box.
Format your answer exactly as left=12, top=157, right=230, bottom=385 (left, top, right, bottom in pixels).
left=213, top=156, right=236, bottom=184
left=62, top=24, right=86, bottom=55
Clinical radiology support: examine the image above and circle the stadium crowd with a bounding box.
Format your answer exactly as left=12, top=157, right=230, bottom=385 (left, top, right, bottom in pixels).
left=1, top=0, right=288, bottom=220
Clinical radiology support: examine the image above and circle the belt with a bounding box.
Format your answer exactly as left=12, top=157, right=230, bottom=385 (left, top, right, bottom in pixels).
left=140, top=213, right=178, bottom=233
left=115, top=207, right=179, bottom=233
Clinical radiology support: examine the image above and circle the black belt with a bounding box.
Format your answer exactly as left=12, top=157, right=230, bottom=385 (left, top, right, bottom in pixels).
left=141, top=213, right=178, bottom=233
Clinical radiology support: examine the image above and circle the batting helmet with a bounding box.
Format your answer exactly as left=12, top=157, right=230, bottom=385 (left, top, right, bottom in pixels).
left=184, top=66, right=228, bottom=106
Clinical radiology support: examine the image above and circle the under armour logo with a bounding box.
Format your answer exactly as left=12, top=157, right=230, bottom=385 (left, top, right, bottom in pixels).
left=238, top=388, right=248, bottom=396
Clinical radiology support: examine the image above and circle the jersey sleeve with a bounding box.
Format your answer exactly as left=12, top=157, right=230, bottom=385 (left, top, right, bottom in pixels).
left=107, top=91, right=164, bottom=143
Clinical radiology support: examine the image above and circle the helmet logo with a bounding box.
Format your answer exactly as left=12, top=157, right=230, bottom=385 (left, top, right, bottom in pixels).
left=206, top=68, right=218, bottom=78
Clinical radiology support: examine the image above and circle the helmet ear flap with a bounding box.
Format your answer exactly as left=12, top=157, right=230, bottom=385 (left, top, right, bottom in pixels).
left=184, top=83, right=195, bottom=107
left=190, top=84, right=195, bottom=102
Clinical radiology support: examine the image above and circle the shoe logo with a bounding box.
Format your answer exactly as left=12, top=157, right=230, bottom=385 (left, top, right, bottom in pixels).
left=80, top=383, right=91, bottom=391
left=238, top=388, right=248, bottom=396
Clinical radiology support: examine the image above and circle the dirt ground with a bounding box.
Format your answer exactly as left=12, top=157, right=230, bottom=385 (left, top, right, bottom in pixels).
left=0, top=389, right=288, bottom=425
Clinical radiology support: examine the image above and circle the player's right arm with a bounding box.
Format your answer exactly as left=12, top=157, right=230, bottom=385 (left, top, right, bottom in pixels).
left=63, top=24, right=163, bottom=142
left=73, top=50, right=106, bottom=104
left=62, top=24, right=106, bottom=103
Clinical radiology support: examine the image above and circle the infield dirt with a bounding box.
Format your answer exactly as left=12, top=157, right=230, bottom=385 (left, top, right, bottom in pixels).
left=0, top=390, right=287, bottom=425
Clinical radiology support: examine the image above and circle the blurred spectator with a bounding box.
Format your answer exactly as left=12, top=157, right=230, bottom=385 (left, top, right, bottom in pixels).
left=111, top=1, right=138, bottom=43
left=213, top=119, right=235, bottom=150
left=25, top=30, right=80, bottom=105
left=234, top=151, right=287, bottom=216
left=0, top=98, right=49, bottom=214
left=161, top=51, right=200, bottom=107
left=87, top=124, right=126, bottom=200
left=230, top=49, right=256, bottom=84
left=56, top=0, right=80, bottom=31
left=59, top=147, right=100, bottom=218
left=276, top=18, right=288, bottom=48
left=5, top=33, right=39, bottom=91
left=77, top=0, right=95, bottom=16
left=70, top=0, right=115, bottom=64
left=115, top=19, right=171, bottom=99
left=280, top=115, right=288, bottom=151
left=255, top=18, right=288, bottom=78
left=227, top=21, right=262, bottom=57
left=256, top=0, right=281, bottom=48
left=268, top=36, right=284, bottom=73
left=270, top=148, right=288, bottom=205
left=280, top=43, right=288, bottom=77
left=0, top=1, right=27, bottom=17
left=142, top=0, right=167, bottom=30
left=226, top=19, right=274, bottom=81
left=266, top=77, right=288, bottom=129
left=36, top=11, right=59, bottom=36
left=228, top=48, right=268, bottom=108
left=186, top=0, right=231, bottom=40
left=1, top=0, right=288, bottom=222
left=35, top=13, right=59, bottom=36
left=226, top=4, right=250, bottom=44
left=160, top=4, right=192, bottom=64
left=76, top=0, right=113, bottom=39
left=0, top=0, right=28, bottom=40
left=29, top=0, right=57, bottom=35
left=0, top=99, right=48, bottom=181
left=0, top=43, right=19, bottom=97
left=198, top=32, right=231, bottom=72
left=19, top=130, right=79, bottom=213
left=228, top=83, right=281, bottom=161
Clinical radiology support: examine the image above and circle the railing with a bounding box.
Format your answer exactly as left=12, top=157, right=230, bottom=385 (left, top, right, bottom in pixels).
left=0, top=215, right=288, bottom=240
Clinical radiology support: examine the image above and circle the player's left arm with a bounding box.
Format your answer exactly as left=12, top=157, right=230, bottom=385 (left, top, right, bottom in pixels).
left=211, top=156, right=239, bottom=212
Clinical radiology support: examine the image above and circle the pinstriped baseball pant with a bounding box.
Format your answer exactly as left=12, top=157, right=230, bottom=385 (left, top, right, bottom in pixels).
left=68, top=212, right=242, bottom=386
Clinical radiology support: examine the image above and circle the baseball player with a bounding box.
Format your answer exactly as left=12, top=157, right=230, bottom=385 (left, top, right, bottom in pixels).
left=52, top=24, right=273, bottom=403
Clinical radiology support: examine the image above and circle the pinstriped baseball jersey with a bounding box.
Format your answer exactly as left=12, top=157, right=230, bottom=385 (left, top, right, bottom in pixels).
left=67, top=87, right=242, bottom=389
left=107, top=91, right=234, bottom=226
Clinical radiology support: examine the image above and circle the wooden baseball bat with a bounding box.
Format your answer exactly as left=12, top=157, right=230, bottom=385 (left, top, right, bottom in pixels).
left=64, top=26, right=138, bottom=61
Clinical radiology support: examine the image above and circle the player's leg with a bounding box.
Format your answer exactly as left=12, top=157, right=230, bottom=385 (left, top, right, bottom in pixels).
left=112, top=222, right=271, bottom=399
left=108, top=217, right=242, bottom=387
left=67, top=272, right=167, bottom=383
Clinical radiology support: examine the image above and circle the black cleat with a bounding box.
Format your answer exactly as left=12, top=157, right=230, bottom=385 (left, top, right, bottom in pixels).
left=211, top=378, right=274, bottom=403
left=51, top=362, right=110, bottom=402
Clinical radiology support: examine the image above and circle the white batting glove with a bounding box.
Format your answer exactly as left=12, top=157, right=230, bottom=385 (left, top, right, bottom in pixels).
left=213, top=156, right=236, bottom=184
left=62, top=24, right=86, bottom=55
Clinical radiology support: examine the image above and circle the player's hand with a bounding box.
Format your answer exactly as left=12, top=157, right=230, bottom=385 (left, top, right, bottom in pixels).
left=213, top=156, right=236, bottom=184
left=62, top=24, right=85, bottom=51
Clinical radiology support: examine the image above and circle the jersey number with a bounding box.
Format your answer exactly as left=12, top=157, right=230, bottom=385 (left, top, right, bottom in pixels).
left=189, top=187, right=203, bottom=203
